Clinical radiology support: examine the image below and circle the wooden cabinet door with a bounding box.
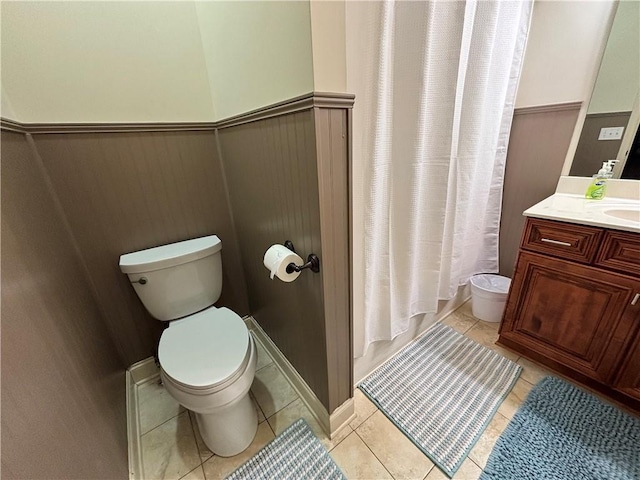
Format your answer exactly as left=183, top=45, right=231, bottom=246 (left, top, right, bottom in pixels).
left=500, top=251, right=640, bottom=384
left=614, top=325, right=640, bottom=402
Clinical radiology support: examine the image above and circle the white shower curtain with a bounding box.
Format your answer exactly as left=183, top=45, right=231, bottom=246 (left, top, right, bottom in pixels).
left=348, top=0, right=533, bottom=357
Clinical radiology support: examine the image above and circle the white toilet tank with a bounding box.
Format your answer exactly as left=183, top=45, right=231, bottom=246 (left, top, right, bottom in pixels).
left=119, top=235, right=223, bottom=321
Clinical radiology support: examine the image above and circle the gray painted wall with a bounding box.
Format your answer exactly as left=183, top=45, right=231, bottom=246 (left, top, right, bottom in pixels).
left=218, top=110, right=331, bottom=408
left=33, top=131, right=250, bottom=366
left=500, top=105, right=581, bottom=277
left=1, top=131, right=128, bottom=479
left=217, top=106, right=352, bottom=412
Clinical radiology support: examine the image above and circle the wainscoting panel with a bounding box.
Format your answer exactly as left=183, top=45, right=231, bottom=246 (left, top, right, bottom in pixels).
left=500, top=104, right=581, bottom=277
left=33, top=131, right=249, bottom=365
left=313, top=107, right=352, bottom=411
left=217, top=111, right=332, bottom=409
left=1, top=131, right=128, bottom=479
left=569, top=111, right=632, bottom=177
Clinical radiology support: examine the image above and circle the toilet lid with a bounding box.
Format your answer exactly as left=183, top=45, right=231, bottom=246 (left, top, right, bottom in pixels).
left=158, top=307, right=249, bottom=388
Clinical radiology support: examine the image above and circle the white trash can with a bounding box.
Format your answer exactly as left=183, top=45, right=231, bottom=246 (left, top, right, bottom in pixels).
left=470, top=274, right=512, bottom=323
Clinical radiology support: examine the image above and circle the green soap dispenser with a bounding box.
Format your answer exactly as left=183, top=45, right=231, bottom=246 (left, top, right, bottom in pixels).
left=585, top=161, right=614, bottom=200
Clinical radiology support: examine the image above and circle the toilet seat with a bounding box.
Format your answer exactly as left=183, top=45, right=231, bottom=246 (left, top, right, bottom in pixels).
left=159, top=306, right=250, bottom=390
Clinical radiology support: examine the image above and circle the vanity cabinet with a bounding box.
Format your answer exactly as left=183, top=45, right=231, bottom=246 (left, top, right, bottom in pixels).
left=498, top=218, right=640, bottom=410
left=615, top=338, right=640, bottom=402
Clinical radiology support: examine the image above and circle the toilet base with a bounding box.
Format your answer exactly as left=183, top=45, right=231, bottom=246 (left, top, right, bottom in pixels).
left=195, top=392, right=258, bottom=457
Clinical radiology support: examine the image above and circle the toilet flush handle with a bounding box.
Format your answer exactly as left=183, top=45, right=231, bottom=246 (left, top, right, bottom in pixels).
left=131, top=277, right=148, bottom=285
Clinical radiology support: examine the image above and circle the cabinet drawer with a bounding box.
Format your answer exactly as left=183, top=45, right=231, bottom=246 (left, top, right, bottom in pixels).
left=595, top=230, right=640, bottom=277
left=521, top=218, right=603, bottom=264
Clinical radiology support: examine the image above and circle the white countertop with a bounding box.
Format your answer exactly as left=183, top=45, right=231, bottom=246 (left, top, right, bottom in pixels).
left=523, top=177, right=640, bottom=233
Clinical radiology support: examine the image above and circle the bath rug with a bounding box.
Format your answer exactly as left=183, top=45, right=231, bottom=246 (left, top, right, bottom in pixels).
left=358, top=322, right=521, bottom=477
left=225, top=418, right=346, bottom=480
left=481, top=376, right=640, bottom=480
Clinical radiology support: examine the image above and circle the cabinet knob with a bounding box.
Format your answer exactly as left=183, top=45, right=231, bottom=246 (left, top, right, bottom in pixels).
left=632, top=293, right=640, bottom=306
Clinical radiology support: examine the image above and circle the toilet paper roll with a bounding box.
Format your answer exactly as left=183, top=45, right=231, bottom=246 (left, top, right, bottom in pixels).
left=263, top=244, right=303, bottom=282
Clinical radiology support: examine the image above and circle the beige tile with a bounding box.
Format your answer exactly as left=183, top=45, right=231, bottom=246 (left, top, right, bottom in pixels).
left=138, top=376, right=184, bottom=434
left=141, top=412, right=200, bottom=480
left=441, top=310, right=478, bottom=335
left=250, top=363, right=298, bottom=418
left=201, top=422, right=275, bottom=480
left=468, top=412, right=510, bottom=469
left=267, top=398, right=352, bottom=451
left=497, top=378, right=534, bottom=419
left=456, top=300, right=474, bottom=318
left=356, top=410, right=434, bottom=479
left=330, top=431, right=393, bottom=480
left=424, top=458, right=482, bottom=480
left=462, top=299, right=504, bottom=330
left=517, top=357, right=552, bottom=385
left=477, top=319, right=500, bottom=331
left=464, top=322, right=519, bottom=362
left=254, top=337, right=274, bottom=371
left=349, top=388, right=378, bottom=430
left=180, top=465, right=205, bottom=480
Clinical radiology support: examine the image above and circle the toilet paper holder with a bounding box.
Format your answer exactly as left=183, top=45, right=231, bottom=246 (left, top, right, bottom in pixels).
left=283, top=240, right=320, bottom=274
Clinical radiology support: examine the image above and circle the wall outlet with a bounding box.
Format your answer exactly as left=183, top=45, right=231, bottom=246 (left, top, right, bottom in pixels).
left=598, top=126, right=625, bottom=140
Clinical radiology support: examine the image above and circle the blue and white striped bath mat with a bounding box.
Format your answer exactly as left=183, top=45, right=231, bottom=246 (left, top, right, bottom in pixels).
left=359, top=322, right=521, bottom=478
left=225, top=419, right=346, bottom=480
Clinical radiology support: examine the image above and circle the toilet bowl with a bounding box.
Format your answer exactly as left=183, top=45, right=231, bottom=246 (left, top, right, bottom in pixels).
left=119, top=236, right=258, bottom=456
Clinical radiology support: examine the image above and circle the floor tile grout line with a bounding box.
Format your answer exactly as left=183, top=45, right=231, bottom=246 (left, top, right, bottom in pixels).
left=178, top=463, right=204, bottom=480
left=353, top=412, right=440, bottom=480
left=254, top=360, right=274, bottom=375
left=352, top=428, right=399, bottom=480
left=468, top=455, right=485, bottom=474
left=326, top=424, right=353, bottom=453
left=252, top=394, right=269, bottom=423
left=263, top=395, right=300, bottom=422
left=139, top=407, right=187, bottom=437
left=264, top=418, right=277, bottom=438
left=349, top=397, right=379, bottom=430
left=420, top=463, right=436, bottom=480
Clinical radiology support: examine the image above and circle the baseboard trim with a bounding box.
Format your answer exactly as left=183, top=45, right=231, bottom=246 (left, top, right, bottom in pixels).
left=244, top=316, right=355, bottom=438
left=125, top=370, right=143, bottom=480
left=128, top=356, right=159, bottom=384
left=126, top=358, right=160, bottom=480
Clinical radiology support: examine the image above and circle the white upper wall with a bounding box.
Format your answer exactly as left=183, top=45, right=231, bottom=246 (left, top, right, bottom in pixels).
left=1, top=1, right=215, bottom=123
left=588, top=0, right=640, bottom=114
left=195, top=1, right=313, bottom=121
left=1, top=1, right=315, bottom=123
left=309, top=0, right=346, bottom=93
left=516, top=0, right=615, bottom=108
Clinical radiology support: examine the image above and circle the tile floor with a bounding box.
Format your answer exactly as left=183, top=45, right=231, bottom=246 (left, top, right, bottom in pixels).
left=134, top=302, right=550, bottom=480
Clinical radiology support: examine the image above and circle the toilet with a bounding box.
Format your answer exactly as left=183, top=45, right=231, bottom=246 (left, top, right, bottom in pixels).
left=119, top=235, right=257, bottom=457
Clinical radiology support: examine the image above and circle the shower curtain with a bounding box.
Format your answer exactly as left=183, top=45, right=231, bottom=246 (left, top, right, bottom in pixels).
left=348, top=0, right=533, bottom=357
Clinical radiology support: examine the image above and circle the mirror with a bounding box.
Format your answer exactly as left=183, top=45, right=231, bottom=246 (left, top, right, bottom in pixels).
left=568, top=1, right=640, bottom=179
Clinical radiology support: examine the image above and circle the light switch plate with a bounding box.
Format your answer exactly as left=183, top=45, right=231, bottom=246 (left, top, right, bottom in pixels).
left=598, top=126, right=625, bottom=140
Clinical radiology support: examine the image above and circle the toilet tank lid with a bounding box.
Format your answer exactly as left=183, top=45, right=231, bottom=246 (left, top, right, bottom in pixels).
left=119, top=235, right=221, bottom=274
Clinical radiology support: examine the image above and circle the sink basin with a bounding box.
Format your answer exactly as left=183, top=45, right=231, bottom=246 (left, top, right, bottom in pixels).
left=604, top=209, right=640, bottom=222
